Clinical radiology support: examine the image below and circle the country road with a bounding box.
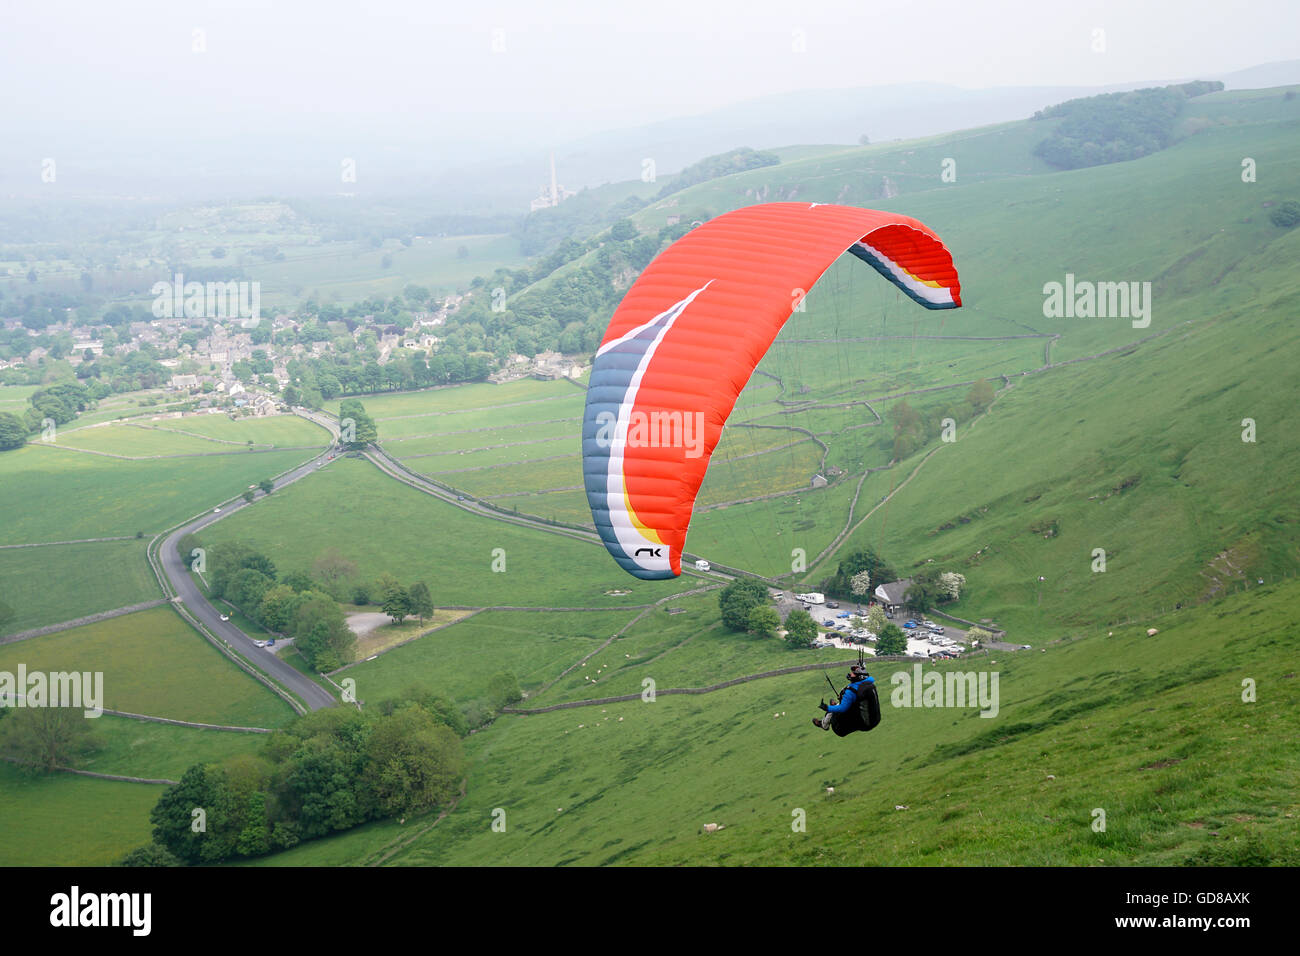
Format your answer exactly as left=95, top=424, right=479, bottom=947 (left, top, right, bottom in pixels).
left=157, top=417, right=340, bottom=711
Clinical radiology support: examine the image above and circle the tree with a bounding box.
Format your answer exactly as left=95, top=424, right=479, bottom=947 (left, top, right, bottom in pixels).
left=938, top=572, right=966, bottom=600
left=148, top=763, right=224, bottom=865
left=242, top=489, right=255, bottom=503
left=1269, top=201, right=1300, bottom=228
left=875, top=623, right=907, bottom=656
left=407, top=582, right=434, bottom=624
left=0, top=706, right=98, bottom=772
left=609, top=219, right=638, bottom=241
left=486, top=671, right=523, bottom=709
left=280, top=569, right=314, bottom=593
left=966, top=627, right=993, bottom=647
left=784, top=608, right=817, bottom=648
left=904, top=567, right=945, bottom=613
left=821, top=547, right=896, bottom=601
left=117, top=844, right=181, bottom=867
left=0, top=412, right=27, bottom=451
left=227, top=567, right=272, bottom=613
left=312, top=548, right=357, bottom=589
left=966, top=379, right=995, bottom=410
left=746, top=604, right=781, bottom=638
left=338, top=398, right=378, bottom=448
left=258, top=478, right=274, bottom=495
left=718, top=578, right=769, bottom=631
left=865, top=604, right=888, bottom=635
left=891, top=399, right=924, bottom=460
left=363, top=706, right=465, bottom=815
left=858, top=134, right=871, bottom=145
left=258, top=584, right=298, bottom=632
left=381, top=580, right=410, bottom=624
left=850, top=570, right=872, bottom=598
left=291, top=591, right=355, bottom=670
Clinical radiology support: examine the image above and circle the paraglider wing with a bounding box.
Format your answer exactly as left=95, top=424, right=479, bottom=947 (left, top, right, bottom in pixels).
left=582, top=202, right=961, bottom=579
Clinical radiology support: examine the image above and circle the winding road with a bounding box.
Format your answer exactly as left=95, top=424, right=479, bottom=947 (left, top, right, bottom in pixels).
left=156, top=417, right=340, bottom=710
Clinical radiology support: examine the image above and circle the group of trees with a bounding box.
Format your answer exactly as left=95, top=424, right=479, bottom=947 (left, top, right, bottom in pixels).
left=192, top=539, right=357, bottom=670
left=1032, top=81, right=1223, bottom=170
left=0, top=705, right=99, bottom=773
left=655, top=147, right=781, bottom=199
left=718, top=578, right=779, bottom=637
left=0, top=382, right=102, bottom=448
left=124, top=691, right=466, bottom=865
left=337, top=398, right=378, bottom=448
left=819, top=547, right=898, bottom=604
left=903, top=567, right=967, bottom=612
left=441, top=216, right=695, bottom=367
left=378, top=579, right=434, bottom=625
left=888, top=379, right=995, bottom=461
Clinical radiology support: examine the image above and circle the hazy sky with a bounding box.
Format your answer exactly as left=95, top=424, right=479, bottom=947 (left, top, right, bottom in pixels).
left=3, top=0, right=1298, bottom=193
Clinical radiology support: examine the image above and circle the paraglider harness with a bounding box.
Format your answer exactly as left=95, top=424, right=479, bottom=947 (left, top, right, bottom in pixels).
left=821, top=656, right=881, bottom=737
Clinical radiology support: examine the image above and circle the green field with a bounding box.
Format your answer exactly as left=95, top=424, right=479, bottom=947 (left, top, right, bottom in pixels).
left=0, top=539, right=158, bottom=636
left=0, top=607, right=295, bottom=727
left=77, top=715, right=269, bottom=780
left=198, top=455, right=700, bottom=608
left=0, top=764, right=163, bottom=866
left=0, top=445, right=320, bottom=544
left=340, top=608, right=633, bottom=706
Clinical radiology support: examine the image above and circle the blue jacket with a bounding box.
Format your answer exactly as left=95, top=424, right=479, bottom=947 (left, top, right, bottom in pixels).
left=827, top=676, right=874, bottom=714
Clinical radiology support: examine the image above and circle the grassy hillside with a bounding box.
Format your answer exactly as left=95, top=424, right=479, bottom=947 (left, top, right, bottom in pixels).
left=244, top=87, right=1300, bottom=868
left=262, top=577, right=1297, bottom=867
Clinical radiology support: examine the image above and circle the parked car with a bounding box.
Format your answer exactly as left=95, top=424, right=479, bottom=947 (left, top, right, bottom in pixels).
left=826, top=602, right=839, bottom=609
left=253, top=640, right=268, bottom=648
left=267, top=639, right=276, bottom=647
left=219, top=614, right=230, bottom=622
left=903, top=620, right=918, bottom=629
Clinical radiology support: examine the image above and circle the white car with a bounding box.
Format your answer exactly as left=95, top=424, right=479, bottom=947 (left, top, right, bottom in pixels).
left=253, top=640, right=268, bottom=648
left=219, top=614, right=230, bottom=622
left=213, top=507, right=221, bottom=513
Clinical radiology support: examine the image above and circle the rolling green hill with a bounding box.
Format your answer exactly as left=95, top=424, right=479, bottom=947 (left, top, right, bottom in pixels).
left=244, top=86, right=1300, bottom=867
left=7, top=86, right=1298, bottom=868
